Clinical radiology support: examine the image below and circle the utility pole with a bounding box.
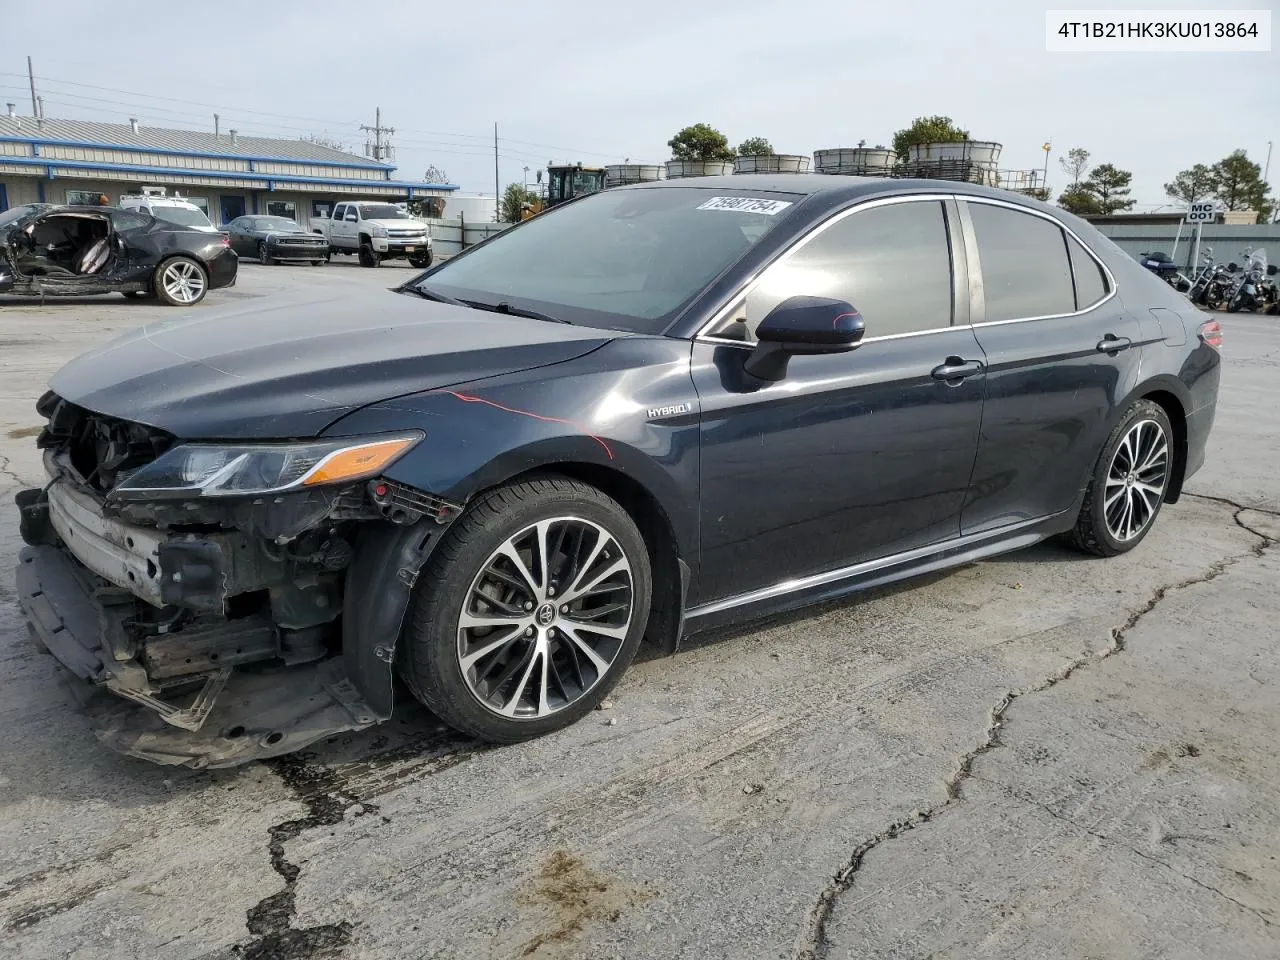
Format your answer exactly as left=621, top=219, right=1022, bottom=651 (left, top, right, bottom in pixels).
left=27, top=56, right=38, bottom=118
left=360, top=107, right=395, bottom=162
left=1042, top=140, right=1051, bottom=195
left=494, top=122, right=500, bottom=222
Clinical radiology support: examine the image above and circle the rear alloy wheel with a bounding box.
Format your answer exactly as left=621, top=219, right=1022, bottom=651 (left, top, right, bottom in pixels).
left=1064, top=399, right=1173, bottom=557
left=258, top=242, right=272, bottom=266
left=154, top=257, right=208, bottom=306
left=400, top=476, right=652, bottom=742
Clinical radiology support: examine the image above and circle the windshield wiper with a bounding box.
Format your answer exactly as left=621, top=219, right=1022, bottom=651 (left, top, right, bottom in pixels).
left=460, top=299, right=571, bottom=324
left=402, top=284, right=465, bottom=306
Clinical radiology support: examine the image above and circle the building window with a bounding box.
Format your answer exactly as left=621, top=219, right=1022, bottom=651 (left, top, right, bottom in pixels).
left=312, top=200, right=333, bottom=221
left=66, top=189, right=107, bottom=206
left=266, top=199, right=297, bottom=220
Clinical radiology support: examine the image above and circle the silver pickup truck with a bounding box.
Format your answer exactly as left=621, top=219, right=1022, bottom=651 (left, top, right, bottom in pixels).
left=312, top=201, right=432, bottom=268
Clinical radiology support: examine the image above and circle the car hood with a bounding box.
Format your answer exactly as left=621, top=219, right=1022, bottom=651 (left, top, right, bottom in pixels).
left=365, top=219, right=427, bottom=229
left=49, top=290, right=617, bottom=439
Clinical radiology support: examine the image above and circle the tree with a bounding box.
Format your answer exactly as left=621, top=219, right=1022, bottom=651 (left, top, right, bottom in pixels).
left=1164, top=163, right=1217, bottom=205
left=500, top=182, right=539, bottom=223
left=1084, top=163, right=1135, bottom=213
left=891, top=115, right=970, bottom=160
left=1057, top=185, right=1103, bottom=216
left=667, top=123, right=734, bottom=161
left=301, top=132, right=349, bottom=153
left=1059, top=148, right=1090, bottom=188
left=1210, top=149, right=1272, bottom=218
left=424, top=164, right=450, bottom=184
left=736, top=136, right=773, bottom=156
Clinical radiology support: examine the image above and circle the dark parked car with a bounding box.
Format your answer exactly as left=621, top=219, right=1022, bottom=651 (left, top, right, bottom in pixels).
left=225, top=215, right=330, bottom=265
left=14, top=176, right=1221, bottom=768
left=0, top=203, right=237, bottom=306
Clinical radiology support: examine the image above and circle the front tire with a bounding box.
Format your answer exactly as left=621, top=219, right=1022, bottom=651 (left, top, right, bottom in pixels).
left=400, top=476, right=652, bottom=743
left=1063, top=400, right=1173, bottom=557
left=358, top=242, right=379, bottom=267
left=409, top=251, right=433, bottom=269
left=153, top=257, right=208, bottom=306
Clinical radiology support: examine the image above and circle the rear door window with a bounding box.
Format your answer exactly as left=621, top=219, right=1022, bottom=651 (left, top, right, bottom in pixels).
left=967, top=202, right=1075, bottom=322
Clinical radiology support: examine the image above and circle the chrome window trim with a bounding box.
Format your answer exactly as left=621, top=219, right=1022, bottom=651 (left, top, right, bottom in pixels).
left=692, top=193, right=958, bottom=346
left=959, top=195, right=1118, bottom=327
left=692, top=191, right=1119, bottom=347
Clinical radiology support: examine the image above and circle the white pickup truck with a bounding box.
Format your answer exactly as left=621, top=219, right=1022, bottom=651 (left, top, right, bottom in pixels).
left=312, top=201, right=432, bottom=268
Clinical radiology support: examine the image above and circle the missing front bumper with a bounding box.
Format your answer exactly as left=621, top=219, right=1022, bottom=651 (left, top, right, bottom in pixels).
left=16, top=544, right=380, bottom=768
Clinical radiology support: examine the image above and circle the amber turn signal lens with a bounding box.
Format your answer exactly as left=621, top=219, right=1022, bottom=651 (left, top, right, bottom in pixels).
left=302, top=437, right=417, bottom=486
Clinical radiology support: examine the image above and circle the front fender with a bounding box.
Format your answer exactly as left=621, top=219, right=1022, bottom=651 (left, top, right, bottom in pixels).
left=324, top=337, right=702, bottom=561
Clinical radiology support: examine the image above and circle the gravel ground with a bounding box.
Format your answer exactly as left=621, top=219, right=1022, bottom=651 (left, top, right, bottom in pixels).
left=1, top=263, right=1277, bottom=960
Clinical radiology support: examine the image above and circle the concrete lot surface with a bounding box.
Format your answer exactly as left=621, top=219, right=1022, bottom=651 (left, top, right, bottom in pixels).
left=1, top=263, right=1277, bottom=960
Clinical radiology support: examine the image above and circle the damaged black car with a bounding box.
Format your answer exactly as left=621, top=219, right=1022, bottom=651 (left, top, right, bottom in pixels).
left=13, top=176, right=1220, bottom=769
left=0, top=203, right=237, bottom=306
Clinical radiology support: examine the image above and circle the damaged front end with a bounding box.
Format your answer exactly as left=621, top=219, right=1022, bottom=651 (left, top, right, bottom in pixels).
left=14, top=392, right=461, bottom=769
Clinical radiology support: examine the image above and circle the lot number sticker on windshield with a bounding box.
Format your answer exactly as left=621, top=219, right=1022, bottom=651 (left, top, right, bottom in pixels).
left=696, top=197, right=793, bottom=215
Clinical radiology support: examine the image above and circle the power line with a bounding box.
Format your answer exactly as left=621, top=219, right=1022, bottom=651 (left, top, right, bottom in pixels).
left=0, top=68, right=636, bottom=161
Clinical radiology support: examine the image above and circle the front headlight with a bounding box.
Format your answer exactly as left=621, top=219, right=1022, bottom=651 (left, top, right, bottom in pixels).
left=109, top=432, right=422, bottom=500
left=370, top=223, right=388, bottom=238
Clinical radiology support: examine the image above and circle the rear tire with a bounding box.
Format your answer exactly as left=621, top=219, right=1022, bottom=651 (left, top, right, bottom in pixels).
left=153, top=257, right=208, bottom=306
left=1062, top=400, right=1173, bottom=557
left=311, top=260, right=325, bottom=266
left=400, top=476, right=652, bottom=743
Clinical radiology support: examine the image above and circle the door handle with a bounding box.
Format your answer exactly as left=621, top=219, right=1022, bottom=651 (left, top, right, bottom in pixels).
left=931, top=358, right=985, bottom=382
left=1096, top=335, right=1132, bottom=354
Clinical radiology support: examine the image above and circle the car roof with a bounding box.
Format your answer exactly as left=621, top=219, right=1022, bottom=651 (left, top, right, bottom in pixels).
left=621, top=173, right=1059, bottom=210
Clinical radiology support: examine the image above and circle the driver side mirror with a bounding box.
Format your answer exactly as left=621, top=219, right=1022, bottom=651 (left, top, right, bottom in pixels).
left=743, top=296, right=865, bottom=382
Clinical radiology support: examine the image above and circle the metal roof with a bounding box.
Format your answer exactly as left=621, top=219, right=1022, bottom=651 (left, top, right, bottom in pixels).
left=0, top=115, right=390, bottom=168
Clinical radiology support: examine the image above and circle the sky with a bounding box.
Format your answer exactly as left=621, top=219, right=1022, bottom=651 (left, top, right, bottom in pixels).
left=1, top=0, right=1275, bottom=209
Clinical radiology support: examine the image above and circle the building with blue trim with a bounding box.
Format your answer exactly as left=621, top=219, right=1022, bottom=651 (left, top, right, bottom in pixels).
left=0, top=114, right=457, bottom=227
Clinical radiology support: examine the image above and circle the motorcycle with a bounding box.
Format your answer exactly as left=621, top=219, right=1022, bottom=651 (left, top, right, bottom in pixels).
left=1139, top=250, right=1191, bottom=292
left=1224, top=248, right=1279, bottom=314
left=1186, top=247, right=1235, bottom=310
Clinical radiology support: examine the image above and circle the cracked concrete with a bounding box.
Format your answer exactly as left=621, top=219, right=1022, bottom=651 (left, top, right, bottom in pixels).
left=1, top=278, right=1278, bottom=960
left=796, top=496, right=1278, bottom=960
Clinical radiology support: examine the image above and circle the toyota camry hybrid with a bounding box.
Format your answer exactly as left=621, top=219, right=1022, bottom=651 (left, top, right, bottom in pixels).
left=13, top=175, right=1220, bottom=768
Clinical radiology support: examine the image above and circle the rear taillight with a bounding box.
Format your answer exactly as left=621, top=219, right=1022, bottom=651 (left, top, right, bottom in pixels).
left=1197, top=319, right=1222, bottom=348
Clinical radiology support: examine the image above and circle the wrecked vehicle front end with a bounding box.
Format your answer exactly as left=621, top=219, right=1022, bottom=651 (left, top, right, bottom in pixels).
left=15, top=391, right=460, bottom=769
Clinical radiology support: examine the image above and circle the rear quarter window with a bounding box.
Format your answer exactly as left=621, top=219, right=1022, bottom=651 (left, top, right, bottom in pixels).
left=1066, top=233, right=1109, bottom=310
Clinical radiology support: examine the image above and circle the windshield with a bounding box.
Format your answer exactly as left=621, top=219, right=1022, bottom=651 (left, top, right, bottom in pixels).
left=151, top=205, right=214, bottom=228
left=358, top=204, right=410, bottom=220
left=259, top=216, right=303, bottom=231
left=415, top=187, right=799, bottom=334
left=1246, top=248, right=1267, bottom=273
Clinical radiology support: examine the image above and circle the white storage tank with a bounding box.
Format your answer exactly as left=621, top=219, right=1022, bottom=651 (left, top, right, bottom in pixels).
left=813, top=147, right=897, bottom=176
left=605, top=164, right=666, bottom=187
left=907, top=140, right=1002, bottom=165
left=665, top=159, right=735, bottom=179
left=732, top=154, right=811, bottom=174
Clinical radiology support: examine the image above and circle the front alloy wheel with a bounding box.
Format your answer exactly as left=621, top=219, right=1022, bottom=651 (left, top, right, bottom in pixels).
left=459, top=517, right=634, bottom=719
left=258, top=242, right=272, bottom=265
left=400, top=476, right=652, bottom=742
